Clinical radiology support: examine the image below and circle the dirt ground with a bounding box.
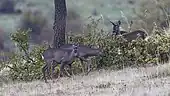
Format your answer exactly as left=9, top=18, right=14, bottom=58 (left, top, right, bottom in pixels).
left=1, top=63, right=170, bottom=96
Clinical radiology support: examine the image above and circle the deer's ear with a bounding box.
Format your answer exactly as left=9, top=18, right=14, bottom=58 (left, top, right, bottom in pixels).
left=130, top=20, right=133, bottom=25
left=118, top=20, right=121, bottom=25
left=110, top=21, right=115, bottom=25
left=48, top=45, right=51, bottom=49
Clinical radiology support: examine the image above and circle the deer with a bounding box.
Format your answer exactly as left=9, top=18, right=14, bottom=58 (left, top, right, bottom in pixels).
left=122, top=30, right=148, bottom=42
left=60, top=44, right=103, bottom=75
left=111, top=20, right=148, bottom=59
left=110, top=20, right=148, bottom=42
left=41, top=44, right=79, bottom=83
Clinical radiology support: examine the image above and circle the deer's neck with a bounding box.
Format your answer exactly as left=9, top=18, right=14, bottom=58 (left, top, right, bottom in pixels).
left=68, top=50, right=75, bottom=60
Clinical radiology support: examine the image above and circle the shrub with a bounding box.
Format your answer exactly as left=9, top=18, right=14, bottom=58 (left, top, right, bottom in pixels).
left=68, top=17, right=170, bottom=69
left=1, top=30, right=46, bottom=81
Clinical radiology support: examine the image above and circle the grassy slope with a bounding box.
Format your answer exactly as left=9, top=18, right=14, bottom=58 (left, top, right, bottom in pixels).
left=1, top=63, right=170, bottom=96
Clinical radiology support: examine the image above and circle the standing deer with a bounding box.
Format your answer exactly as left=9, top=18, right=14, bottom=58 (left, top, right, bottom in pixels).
left=110, top=20, right=148, bottom=42
left=60, top=44, right=103, bottom=75
left=42, top=44, right=78, bottom=83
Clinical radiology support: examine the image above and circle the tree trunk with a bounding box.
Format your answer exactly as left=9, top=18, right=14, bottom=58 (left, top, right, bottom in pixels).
left=53, top=0, right=67, bottom=48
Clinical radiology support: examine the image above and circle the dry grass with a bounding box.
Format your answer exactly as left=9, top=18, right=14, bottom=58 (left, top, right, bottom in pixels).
left=1, top=63, right=170, bottom=96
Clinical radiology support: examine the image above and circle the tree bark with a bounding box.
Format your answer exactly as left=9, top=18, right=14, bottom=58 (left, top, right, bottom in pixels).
left=53, top=0, right=67, bottom=48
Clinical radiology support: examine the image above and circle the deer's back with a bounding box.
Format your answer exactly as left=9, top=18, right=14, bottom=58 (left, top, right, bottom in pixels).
left=53, top=49, right=72, bottom=62
left=60, top=44, right=90, bottom=53
left=120, top=31, right=128, bottom=34
left=42, top=48, right=72, bottom=62
left=42, top=48, right=55, bottom=59
left=60, top=44, right=99, bottom=56
left=122, top=30, right=147, bottom=41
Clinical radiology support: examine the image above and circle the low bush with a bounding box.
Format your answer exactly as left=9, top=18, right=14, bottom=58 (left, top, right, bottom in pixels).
left=1, top=30, right=45, bottom=81
left=69, top=17, right=170, bottom=69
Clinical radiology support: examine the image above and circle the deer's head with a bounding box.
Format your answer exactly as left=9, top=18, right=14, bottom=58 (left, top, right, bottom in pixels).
left=72, top=44, right=79, bottom=57
left=110, top=20, right=121, bottom=35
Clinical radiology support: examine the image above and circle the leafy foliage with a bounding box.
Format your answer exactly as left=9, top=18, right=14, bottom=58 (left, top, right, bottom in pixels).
left=69, top=17, right=170, bottom=69
left=3, top=30, right=46, bottom=81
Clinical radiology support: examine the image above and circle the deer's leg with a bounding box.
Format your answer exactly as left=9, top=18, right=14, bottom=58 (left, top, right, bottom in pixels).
left=47, top=62, right=52, bottom=80
left=63, top=64, right=71, bottom=77
left=79, top=57, right=88, bottom=75
left=58, top=62, right=65, bottom=80
left=80, top=58, right=85, bottom=74
left=42, top=60, right=52, bottom=83
left=42, top=64, right=48, bottom=83
left=51, top=61, right=58, bottom=82
left=86, top=58, right=92, bottom=75
left=68, top=63, right=74, bottom=76
left=80, top=57, right=92, bottom=75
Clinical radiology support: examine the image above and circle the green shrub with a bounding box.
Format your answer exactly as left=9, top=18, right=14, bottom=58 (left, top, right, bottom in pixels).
left=68, top=17, right=170, bottom=69
left=2, top=30, right=46, bottom=81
